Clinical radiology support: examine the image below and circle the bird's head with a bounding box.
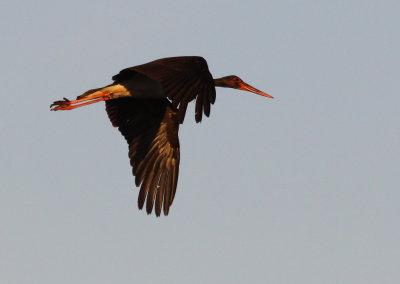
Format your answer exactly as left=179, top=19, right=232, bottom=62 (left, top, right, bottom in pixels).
left=214, top=75, right=273, bottom=98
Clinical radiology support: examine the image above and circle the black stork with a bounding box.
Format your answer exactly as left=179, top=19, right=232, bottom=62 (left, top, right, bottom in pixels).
left=50, top=56, right=273, bottom=216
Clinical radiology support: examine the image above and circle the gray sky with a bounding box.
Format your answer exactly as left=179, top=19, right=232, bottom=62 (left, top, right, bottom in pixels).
left=1, top=1, right=399, bottom=283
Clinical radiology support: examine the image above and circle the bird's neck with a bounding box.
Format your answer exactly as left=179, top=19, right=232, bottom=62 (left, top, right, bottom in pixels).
left=214, top=77, right=229, bottom=88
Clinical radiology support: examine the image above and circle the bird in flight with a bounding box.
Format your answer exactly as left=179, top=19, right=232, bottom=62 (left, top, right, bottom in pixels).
left=50, top=56, right=273, bottom=216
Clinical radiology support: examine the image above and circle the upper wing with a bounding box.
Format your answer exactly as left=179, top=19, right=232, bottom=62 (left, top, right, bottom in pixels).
left=112, top=56, right=216, bottom=123
left=105, top=98, right=180, bottom=216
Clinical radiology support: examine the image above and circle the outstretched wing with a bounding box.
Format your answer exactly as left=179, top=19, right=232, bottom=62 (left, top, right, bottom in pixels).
left=105, top=98, right=180, bottom=216
left=112, top=56, right=216, bottom=123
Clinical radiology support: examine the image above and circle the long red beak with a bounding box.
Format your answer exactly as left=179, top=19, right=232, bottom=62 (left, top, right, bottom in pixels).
left=239, top=82, right=273, bottom=98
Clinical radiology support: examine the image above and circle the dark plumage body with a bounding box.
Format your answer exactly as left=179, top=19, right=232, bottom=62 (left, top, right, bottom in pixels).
left=51, top=56, right=272, bottom=216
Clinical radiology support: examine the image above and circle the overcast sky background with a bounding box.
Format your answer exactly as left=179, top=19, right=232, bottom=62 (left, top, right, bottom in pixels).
left=1, top=1, right=399, bottom=283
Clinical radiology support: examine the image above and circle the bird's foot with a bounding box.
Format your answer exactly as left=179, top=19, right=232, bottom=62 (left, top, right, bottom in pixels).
left=50, top=97, right=73, bottom=111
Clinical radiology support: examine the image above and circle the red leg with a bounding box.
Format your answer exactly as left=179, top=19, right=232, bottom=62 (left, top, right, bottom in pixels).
left=50, top=92, right=111, bottom=111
